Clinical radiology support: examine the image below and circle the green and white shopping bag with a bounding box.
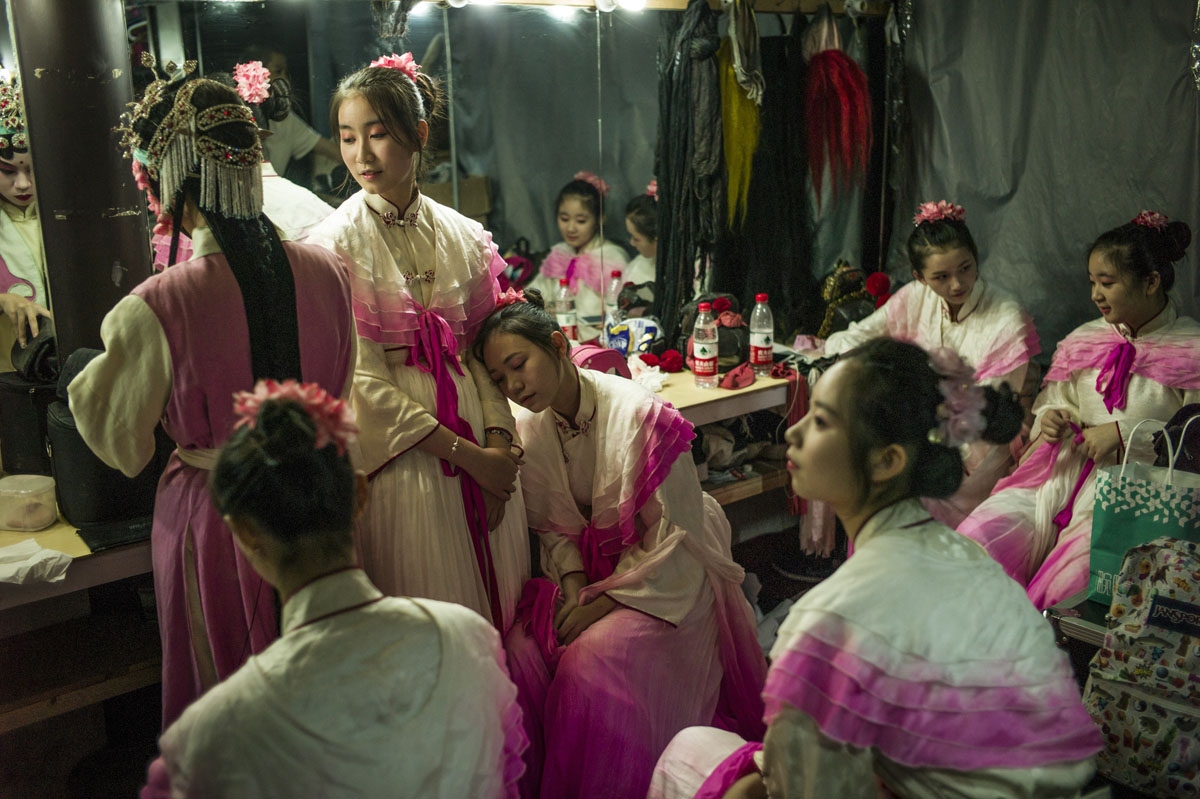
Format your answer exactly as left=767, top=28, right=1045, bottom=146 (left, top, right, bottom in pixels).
left=1088, top=416, right=1200, bottom=604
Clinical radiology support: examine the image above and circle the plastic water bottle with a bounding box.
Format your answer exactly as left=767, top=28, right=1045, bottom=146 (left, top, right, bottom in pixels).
left=749, top=292, right=775, bottom=376
left=602, top=269, right=623, bottom=347
left=693, top=301, right=719, bottom=389
left=554, top=279, right=579, bottom=342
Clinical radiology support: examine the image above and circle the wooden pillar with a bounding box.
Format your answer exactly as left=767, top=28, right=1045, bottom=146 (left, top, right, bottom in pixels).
left=10, top=0, right=152, bottom=356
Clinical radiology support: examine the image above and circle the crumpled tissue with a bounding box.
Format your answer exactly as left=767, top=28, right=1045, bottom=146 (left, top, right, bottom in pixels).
left=0, top=538, right=73, bottom=584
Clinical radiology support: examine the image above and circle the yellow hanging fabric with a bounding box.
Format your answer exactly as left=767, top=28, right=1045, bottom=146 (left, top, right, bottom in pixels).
left=719, top=38, right=760, bottom=230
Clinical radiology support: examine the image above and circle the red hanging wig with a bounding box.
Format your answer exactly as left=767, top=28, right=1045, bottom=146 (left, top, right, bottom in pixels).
left=805, top=49, right=871, bottom=205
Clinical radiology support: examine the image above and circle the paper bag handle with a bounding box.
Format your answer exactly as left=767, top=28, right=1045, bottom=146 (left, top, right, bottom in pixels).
left=1118, top=418, right=1170, bottom=482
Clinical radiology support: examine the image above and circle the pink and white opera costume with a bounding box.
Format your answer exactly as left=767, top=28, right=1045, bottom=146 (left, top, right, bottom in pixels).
left=309, top=190, right=529, bottom=629
left=821, top=278, right=1039, bottom=527
left=141, top=569, right=526, bottom=799
left=649, top=499, right=1101, bottom=799
left=527, top=236, right=628, bottom=342
left=69, top=228, right=356, bottom=728
left=504, top=368, right=767, bottom=799
left=151, top=162, right=334, bottom=270
left=958, top=303, right=1200, bottom=610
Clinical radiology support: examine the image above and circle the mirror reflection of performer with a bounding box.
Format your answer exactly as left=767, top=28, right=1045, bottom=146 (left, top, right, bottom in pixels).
left=0, top=79, right=52, bottom=367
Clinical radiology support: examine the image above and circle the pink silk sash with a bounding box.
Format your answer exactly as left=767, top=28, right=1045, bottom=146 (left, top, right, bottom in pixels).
left=407, top=308, right=502, bottom=628
left=1095, top=339, right=1136, bottom=412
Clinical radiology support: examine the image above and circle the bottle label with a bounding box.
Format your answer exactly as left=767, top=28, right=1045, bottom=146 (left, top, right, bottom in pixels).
left=555, top=312, right=577, bottom=335
left=693, top=356, right=718, bottom=377
left=694, top=341, right=718, bottom=359
left=750, top=332, right=772, bottom=348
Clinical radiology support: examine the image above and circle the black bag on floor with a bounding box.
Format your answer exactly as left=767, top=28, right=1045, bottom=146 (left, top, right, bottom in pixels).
left=0, top=371, right=57, bottom=475
left=45, top=400, right=172, bottom=527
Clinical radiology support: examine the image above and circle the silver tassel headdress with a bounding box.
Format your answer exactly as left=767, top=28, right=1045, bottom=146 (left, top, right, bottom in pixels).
left=117, top=53, right=263, bottom=220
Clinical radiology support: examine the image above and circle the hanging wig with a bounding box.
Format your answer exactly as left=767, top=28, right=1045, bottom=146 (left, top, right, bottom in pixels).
left=719, top=38, right=761, bottom=230
left=803, top=9, right=872, bottom=206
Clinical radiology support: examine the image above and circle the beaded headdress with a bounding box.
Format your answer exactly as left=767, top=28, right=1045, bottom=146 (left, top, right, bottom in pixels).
left=116, top=53, right=263, bottom=220
left=0, top=78, right=28, bottom=152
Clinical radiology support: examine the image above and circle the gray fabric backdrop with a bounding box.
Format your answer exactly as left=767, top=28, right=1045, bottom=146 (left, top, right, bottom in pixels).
left=888, top=0, right=1200, bottom=354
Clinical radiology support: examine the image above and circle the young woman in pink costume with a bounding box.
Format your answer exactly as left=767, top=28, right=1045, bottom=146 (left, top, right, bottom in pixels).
left=813, top=201, right=1039, bottom=528
left=649, top=339, right=1100, bottom=799
left=141, top=382, right=525, bottom=799
left=476, top=288, right=767, bottom=799
left=70, top=75, right=356, bottom=728
left=959, top=211, right=1199, bottom=610
left=308, top=54, right=529, bottom=630
left=525, top=173, right=628, bottom=343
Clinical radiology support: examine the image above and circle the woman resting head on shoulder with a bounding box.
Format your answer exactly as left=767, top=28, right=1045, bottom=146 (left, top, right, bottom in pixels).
left=651, top=338, right=1100, bottom=799
left=475, top=287, right=768, bottom=799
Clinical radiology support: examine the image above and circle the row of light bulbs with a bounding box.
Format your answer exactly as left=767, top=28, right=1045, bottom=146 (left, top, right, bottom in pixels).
left=424, top=0, right=649, bottom=13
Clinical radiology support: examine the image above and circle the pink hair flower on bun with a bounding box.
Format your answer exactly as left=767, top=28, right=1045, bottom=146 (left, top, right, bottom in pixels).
left=233, top=61, right=271, bottom=105
left=646, top=179, right=658, bottom=200
left=574, top=171, right=609, bottom=197
left=926, top=347, right=986, bottom=448
left=495, top=287, right=527, bottom=309
left=233, top=379, right=359, bottom=456
left=913, top=200, right=966, bottom=226
left=370, top=52, right=421, bottom=82
left=1132, top=210, right=1169, bottom=230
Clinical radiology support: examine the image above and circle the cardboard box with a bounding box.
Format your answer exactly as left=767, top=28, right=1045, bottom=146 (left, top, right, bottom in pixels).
left=423, top=175, right=492, bottom=226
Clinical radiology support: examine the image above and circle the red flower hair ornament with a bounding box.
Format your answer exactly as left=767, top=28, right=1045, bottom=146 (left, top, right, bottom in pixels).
left=233, top=379, right=359, bottom=456
left=913, top=201, right=966, bottom=227
left=370, top=52, right=421, bottom=82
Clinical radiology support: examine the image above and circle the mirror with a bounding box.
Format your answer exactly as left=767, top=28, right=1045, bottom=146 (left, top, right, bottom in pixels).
left=119, top=0, right=663, bottom=264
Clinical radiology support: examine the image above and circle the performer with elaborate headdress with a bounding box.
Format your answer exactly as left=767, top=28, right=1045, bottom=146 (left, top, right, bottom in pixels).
left=69, top=56, right=357, bottom=728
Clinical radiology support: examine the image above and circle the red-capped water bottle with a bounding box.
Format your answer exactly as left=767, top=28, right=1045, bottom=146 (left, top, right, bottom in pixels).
left=602, top=269, right=624, bottom=347
left=693, top=301, right=719, bottom=389
left=749, top=292, right=774, bottom=376
left=555, top=278, right=579, bottom=342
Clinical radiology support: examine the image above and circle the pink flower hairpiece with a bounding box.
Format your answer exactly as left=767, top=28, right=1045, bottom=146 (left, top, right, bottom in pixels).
left=645, top=179, right=658, bottom=201
left=370, top=52, right=421, bottom=82
left=574, top=170, right=609, bottom=197
left=926, top=347, right=986, bottom=448
left=1132, top=210, right=1168, bottom=230
left=132, top=160, right=172, bottom=235
left=233, top=61, right=271, bottom=105
left=233, top=379, right=358, bottom=456
left=496, top=287, right=527, bottom=309
left=913, top=200, right=966, bottom=227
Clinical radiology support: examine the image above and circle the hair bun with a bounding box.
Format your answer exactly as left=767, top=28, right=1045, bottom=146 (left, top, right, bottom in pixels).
left=980, top=384, right=1024, bottom=445
left=522, top=287, right=547, bottom=312
left=1160, top=220, right=1193, bottom=264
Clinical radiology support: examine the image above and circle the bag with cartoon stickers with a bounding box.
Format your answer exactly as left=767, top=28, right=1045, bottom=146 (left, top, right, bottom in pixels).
left=1081, top=536, right=1200, bottom=797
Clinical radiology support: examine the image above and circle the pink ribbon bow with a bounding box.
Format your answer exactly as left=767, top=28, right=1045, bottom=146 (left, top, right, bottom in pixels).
left=1095, top=340, right=1136, bottom=413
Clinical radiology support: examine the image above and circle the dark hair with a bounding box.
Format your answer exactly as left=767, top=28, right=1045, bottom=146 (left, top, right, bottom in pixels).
left=472, top=287, right=567, bottom=362
left=907, top=217, right=979, bottom=274
left=1089, top=217, right=1192, bottom=294
left=625, top=193, right=657, bottom=240
left=556, top=178, right=602, bottom=221
left=206, top=71, right=292, bottom=128
left=210, top=399, right=355, bottom=562
left=835, top=339, right=1024, bottom=505
left=329, top=65, right=445, bottom=181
